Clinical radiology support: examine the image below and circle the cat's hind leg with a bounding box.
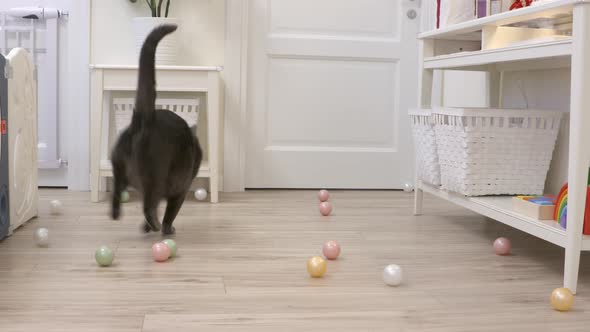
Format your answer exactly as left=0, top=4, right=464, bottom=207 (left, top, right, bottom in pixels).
left=111, top=159, right=127, bottom=220
left=162, top=194, right=186, bottom=235
left=142, top=189, right=161, bottom=232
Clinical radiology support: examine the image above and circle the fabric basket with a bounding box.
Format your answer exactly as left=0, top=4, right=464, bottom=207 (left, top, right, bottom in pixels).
left=432, top=107, right=562, bottom=196
left=112, top=97, right=200, bottom=136
left=409, top=109, right=441, bottom=186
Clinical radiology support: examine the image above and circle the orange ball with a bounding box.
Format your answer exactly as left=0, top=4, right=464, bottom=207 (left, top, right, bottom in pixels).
left=550, top=287, right=574, bottom=312
left=307, top=256, right=327, bottom=278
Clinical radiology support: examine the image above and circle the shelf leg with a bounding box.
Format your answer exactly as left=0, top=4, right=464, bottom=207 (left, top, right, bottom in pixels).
left=413, top=39, right=434, bottom=216
left=208, top=71, right=221, bottom=203
left=413, top=181, right=423, bottom=216
left=564, top=3, right=590, bottom=294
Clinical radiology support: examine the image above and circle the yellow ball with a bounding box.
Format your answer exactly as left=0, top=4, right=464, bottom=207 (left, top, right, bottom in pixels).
left=550, top=287, right=574, bottom=312
left=307, top=256, right=327, bottom=278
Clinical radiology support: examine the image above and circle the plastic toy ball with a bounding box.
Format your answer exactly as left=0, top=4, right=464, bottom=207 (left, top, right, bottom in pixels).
left=194, top=188, right=208, bottom=201
left=152, top=242, right=171, bottom=262
left=162, top=239, right=177, bottom=258
left=319, top=202, right=333, bottom=216
left=318, top=190, right=330, bottom=202
left=49, top=200, right=63, bottom=215
left=493, top=237, right=512, bottom=256
left=402, top=183, right=414, bottom=193
left=322, top=240, right=341, bottom=260
left=120, top=190, right=130, bottom=203
left=383, top=264, right=403, bottom=286
left=34, top=228, right=49, bottom=247
left=307, top=256, right=327, bottom=278
left=95, top=245, right=114, bottom=267
left=550, top=287, right=574, bottom=312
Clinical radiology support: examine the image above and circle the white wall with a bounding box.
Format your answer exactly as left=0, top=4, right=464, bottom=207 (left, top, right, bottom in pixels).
left=91, top=0, right=225, bottom=65
left=91, top=0, right=226, bottom=190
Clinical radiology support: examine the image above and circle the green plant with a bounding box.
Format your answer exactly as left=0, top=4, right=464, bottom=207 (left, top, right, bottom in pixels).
left=130, top=0, right=172, bottom=18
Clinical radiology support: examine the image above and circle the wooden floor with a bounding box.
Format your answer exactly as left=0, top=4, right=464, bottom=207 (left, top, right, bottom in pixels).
left=2, top=189, right=590, bottom=331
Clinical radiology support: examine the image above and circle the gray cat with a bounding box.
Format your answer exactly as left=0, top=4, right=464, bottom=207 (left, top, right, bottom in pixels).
left=110, top=24, right=202, bottom=235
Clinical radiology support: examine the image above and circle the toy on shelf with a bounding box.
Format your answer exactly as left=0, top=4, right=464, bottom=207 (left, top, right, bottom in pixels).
left=512, top=195, right=556, bottom=220
left=554, top=179, right=590, bottom=235
left=509, top=0, right=533, bottom=10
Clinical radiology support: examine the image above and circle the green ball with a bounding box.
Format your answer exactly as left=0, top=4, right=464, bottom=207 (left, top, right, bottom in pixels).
left=120, top=190, right=130, bottom=203
left=95, top=245, right=114, bottom=266
left=162, top=239, right=177, bottom=258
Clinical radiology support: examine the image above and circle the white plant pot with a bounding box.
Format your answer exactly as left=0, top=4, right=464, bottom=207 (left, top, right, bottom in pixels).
left=132, top=17, right=179, bottom=66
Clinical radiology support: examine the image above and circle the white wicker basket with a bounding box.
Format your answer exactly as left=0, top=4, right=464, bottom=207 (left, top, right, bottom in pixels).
left=409, top=109, right=441, bottom=186
left=113, top=97, right=200, bottom=135
left=433, top=107, right=562, bottom=196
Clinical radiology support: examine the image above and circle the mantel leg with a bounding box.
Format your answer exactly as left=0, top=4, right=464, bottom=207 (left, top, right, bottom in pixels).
left=90, top=70, right=104, bottom=203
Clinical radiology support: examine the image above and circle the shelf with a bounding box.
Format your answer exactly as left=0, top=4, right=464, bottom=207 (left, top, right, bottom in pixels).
left=419, top=0, right=576, bottom=40
left=419, top=182, right=590, bottom=251
left=99, top=160, right=211, bottom=178
left=424, top=39, right=572, bottom=70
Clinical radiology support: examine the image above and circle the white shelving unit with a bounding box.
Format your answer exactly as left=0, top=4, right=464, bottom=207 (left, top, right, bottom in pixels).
left=414, top=0, right=590, bottom=293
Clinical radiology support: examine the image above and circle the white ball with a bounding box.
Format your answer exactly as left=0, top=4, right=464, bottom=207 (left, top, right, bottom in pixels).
left=402, top=183, right=414, bottom=193
left=49, top=200, right=63, bottom=215
left=194, top=188, right=208, bottom=201
left=383, top=264, right=403, bottom=286
left=34, top=227, right=49, bottom=247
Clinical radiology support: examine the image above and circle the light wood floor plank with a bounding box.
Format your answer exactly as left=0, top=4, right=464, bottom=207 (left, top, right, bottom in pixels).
left=1, top=189, right=590, bottom=331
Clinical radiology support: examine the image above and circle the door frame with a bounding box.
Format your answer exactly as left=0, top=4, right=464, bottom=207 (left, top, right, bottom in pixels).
left=223, top=0, right=250, bottom=192
left=66, top=0, right=91, bottom=190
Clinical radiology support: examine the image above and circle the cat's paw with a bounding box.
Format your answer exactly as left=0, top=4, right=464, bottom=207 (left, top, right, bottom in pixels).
left=142, top=221, right=152, bottom=233
left=111, top=206, right=121, bottom=220
left=162, top=225, right=176, bottom=235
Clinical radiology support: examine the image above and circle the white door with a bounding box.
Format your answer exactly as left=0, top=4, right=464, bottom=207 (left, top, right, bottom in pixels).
left=246, top=0, right=420, bottom=189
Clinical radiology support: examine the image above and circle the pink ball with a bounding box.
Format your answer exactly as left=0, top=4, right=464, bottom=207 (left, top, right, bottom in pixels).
left=493, top=237, right=511, bottom=256
left=322, top=240, right=341, bottom=260
left=319, top=202, right=333, bottom=216
left=318, top=190, right=330, bottom=202
left=152, top=242, right=171, bottom=262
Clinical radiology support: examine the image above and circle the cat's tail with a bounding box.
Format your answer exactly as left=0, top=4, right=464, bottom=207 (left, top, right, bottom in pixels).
left=134, top=24, right=178, bottom=124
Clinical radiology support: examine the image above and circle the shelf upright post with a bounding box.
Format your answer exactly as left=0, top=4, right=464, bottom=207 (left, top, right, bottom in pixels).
left=564, top=2, right=590, bottom=294
left=414, top=38, right=436, bottom=215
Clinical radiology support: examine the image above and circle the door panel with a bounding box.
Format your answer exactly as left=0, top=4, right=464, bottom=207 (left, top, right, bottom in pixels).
left=246, top=0, right=419, bottom=188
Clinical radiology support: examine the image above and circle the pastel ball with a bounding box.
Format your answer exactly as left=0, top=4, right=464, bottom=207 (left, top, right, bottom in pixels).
left=402, top=183, right=414, bottom=193
left=318, top=190, right=330, bottom=202
left=319, top=202, right=333, bottom=216
left=34, top=227, right=49, bottom=247
left=383, top=264, right=403, bottom=286
left=152, top=242, right=171, bottom=262
left=162, top=239, right=177, bottom=258
left=307, top=256, right=327, bottom=278
left=551, top=287, right=574, bottom=312
left=194, top=188, right=208, bottom=201
left=120, top=190, right=130, bottom=203
left=49, top=200, right=63, bottom=215
left=493, top=237, right=511, bottom=256
left=95, top=245, right=114, bottom=267
left=322, top=240, right=341, bottom=260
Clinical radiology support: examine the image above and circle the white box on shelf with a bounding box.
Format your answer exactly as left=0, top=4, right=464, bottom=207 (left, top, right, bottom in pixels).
left=432, top=107, right=562, bottom=196
left=440, top=0, right=476, bottom=28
